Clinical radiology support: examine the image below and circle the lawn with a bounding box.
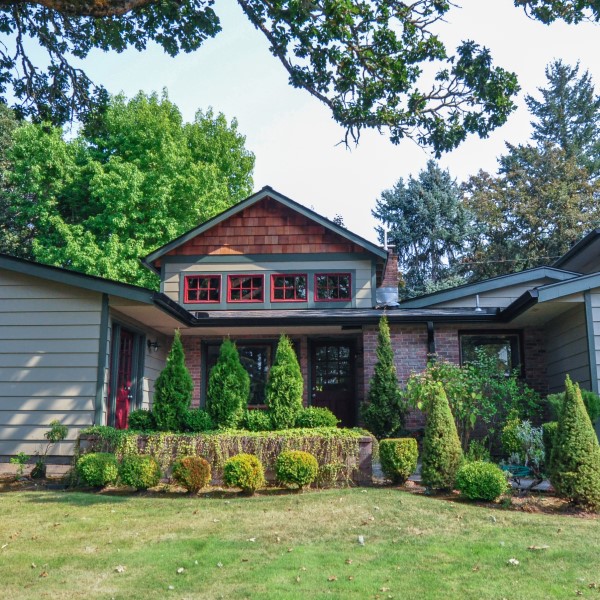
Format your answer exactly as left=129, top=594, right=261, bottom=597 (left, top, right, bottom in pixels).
left=1, top=487, right=599, bottom=599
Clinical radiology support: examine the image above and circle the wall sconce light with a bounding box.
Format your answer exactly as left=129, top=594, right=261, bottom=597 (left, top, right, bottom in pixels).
left=147, top=339, right=160, bottom=353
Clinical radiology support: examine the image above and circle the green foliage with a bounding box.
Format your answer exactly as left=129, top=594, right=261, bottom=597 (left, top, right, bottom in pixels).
left=421, top=381, right=463, bottom=491
left=119, top=455, right=162, bottom=490
left=76, top=453, right=119, bottom=487
left=181, top=409, right=214, bottom=433
left=464, top=439, right=491, bottom=463
left=455, top=461, right=509, bottom=501
left=128, top=410, right=156, bottom=432
left=504, top=420, right=545, bottom=478
left=171, top=456, right=212, bottom=494
left=542, top=421, right=558, bottom=463
left=241, top=409, right=273, bottom=432
left=295, top=407, right=340, bottom=429
left=153, top=331, right=194, bottom=432
left=373, top=161, right=470, bottom=298
left=206, top=339, right=250, bottom=429
left=6, top=93, right=254, bottom=285
left=265, top=335, right=304, bottom=430
left=501, top=412, right=523, bottom=458
left=45, top=420, right=68, bottom=444
left=223, top=453, right=265, bottom=495
left=548, top=389, right=600, bottom=424
left=379, top=438, right=418, bottom=484
left=275, top=450, right=319, bottom=490
left=361, top=316, right=405, bottom=439
left=549, top=376, right=600, bottom=510
left=10, top=452, right=29, bottom=477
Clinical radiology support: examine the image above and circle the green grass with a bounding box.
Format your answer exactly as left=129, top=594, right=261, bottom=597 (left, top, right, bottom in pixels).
left=1, top=487, right=599, bottom=599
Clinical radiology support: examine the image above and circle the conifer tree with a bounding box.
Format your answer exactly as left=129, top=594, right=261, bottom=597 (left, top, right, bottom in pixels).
left=361, top=316, right=405, bottom=439
left=549, top=376, right=600, bottom=511
left=206, top=339, right=249, bottom=429
left=266, top=335, right=304, bottom=429
left=152, top=330, right=194, bottom=432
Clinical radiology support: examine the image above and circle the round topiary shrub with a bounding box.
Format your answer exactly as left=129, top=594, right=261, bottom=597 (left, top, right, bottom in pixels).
left=294, top=407, right=339, bottom=428
left=241, top=409, right=273, bottom=432
left=275, top=450, right=319, bottom=490
left=223, top=453, right=265, bottom=495
left=379, top=438, right=418, bottom=484
left=181, top=408, right=214, bottom=433
left=119, top=455, right=162, bottom=490
left=172, top=456, right=212, bottom=494
left=76, top=452, right=119, bottom=487
left=455, top=461, right=509, bottom=501
left=128, top=409, right=156, bottom=432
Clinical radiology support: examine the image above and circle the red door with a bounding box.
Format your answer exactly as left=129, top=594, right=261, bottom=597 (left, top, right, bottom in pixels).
left=115, top=329, right=134, bottom=429
left=311, top=342, right=356, bottom=427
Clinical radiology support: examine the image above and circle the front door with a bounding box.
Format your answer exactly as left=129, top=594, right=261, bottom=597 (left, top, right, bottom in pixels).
left=311, top=341, right=356, bottom=427
left=114, top=329, right=135, bottom=429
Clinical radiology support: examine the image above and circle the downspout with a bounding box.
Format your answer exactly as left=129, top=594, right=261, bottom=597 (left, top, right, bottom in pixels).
left=427, top=321, right=436, bottom=359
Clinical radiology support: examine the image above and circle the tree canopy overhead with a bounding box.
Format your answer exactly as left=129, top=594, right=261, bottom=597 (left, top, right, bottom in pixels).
left=2, top=1, right=596, bottom=155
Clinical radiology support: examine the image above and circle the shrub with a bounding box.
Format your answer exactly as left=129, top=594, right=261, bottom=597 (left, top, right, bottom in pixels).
left=266, top=335, right=304, bottom=429
left=361, top=316, right=405, bottom=439
left=316, top=461, right=346, bottom=488
left=172, top=456, right=212, bottom=493
left=542, top=421, right=558, bottom=461
left=181, top=408, right=214, bottom=433
left=455, top=461, right=509, bottom=501
left=275, top=450, right=319, bottom=489
left=76, top=452, right=118, bottom=487
left=206, top=339, right=249, bottom=428
left=501, top=411, right=522, bottom=458
left=153, top=330, right=194, bottom=431
left=379, top=438, right=418, bottom=484
left=223, top=453, right=265, bottom=495
left=549, top=376, right=600, bottom=510
left=465, top=439, right=491, bottom=463
left=119, top=454, right=162, bottom=490
left=32, top=419, right=69, bottom=478
left=421, top=381, right=463, bottom=491
left=294, top=407, right=339, bottom=428
left=241, top=409, right=273, bottom=432
left=128, top=409, right=156, bottom=432
left=548, top=389, right=600, bottom=424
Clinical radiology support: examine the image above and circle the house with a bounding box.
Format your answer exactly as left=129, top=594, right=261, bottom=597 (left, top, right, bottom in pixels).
left=2, top=186, right=600, bottom=462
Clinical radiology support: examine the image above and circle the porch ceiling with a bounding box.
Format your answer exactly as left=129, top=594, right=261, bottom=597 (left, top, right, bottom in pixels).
left=507, top=294, right=583, bottom=327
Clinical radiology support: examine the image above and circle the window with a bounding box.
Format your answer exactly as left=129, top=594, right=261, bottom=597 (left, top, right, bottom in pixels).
left=184, top=275, right=221, bottom=303
left=460, top=332, right=522, bottom=376
left=228, top=274, right=264, bottom=303
left=314, top=273, right=352, bottom=301
left=271, top=274, right=307, bottom=302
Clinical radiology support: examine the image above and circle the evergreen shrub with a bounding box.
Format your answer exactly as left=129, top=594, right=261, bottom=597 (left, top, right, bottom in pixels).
left=548, top=389, right=600, bottom=424
left=542, top=421, right=558, bottom=462
left=223, top=453, right=265, bottom=495
left=455, top=461, right=509, bottom=501
left=119, top=454, right=161, bottom=490
left=172, top=456, right=211, bottom=493
left=241, top=409, right=273, bottom=432
left=76, top=452, right=119, bottom=487
left=549, top=376, right=600, bottom=510
left=128, top=409, right=156, bottom=432
left=206, top=339, right=249, bottom=428
left=265, top=335, right=304, bottom=429
left=294, top=407, right=339, bottom=428
left=275, top=450, right=319, bottom=489
left=379, top=438, right=418, bottom=484
left=181, top=408, right=214, bottom=433
left=421, top=381, right=463, bottom=491
left=153, top=330, right=194, bottom=431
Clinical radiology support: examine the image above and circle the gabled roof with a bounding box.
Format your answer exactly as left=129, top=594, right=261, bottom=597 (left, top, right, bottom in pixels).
left=399, top=267, right=579, bottom=308
left=553, top=229, right=600, bottom=272
left=142, top=186, right=388, bottom=274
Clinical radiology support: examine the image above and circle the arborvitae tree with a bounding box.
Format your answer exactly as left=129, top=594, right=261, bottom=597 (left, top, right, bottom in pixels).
left=361, top=316, right=405, bottom=439
left=265, top=335, right=304, bottom=429
left=549, top=376, right=600, bottom=511
left=206, top=339, right=249, bottom=429
left=152, top=330, right=194, bottom=432
left=421, top=381, right=463, bottom=491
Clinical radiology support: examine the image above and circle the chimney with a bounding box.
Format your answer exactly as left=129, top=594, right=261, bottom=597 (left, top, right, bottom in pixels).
left=376, top=250, right=400, bottom=306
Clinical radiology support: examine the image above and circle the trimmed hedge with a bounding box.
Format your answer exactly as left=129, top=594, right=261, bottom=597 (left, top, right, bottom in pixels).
left=76, top=452, right=118, bottom=487
left=119, top=454, right=161, bottom=490
left=379, top=438, right=418, bottom=484
left=455, top=461, right=509, bottom=501
left=223, top=453, right=265, bottom=495
left=276, top=450, right=319, bottom=489
left=295, top=407, right=339, bottom=428
left=172, top=456, right=211, bottom=493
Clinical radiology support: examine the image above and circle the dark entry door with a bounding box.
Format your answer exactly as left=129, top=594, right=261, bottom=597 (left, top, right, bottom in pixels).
left=114, top=329, right=134, bottom=429
left=311, top=341, right=355, bottom=427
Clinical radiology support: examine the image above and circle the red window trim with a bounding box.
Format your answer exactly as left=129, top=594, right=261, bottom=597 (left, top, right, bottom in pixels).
left=270, top=273, right=308, bottom=303
left=227, top=274, right=265, bottom=303
left=184, top=274, right=221, bottom=304
left=314, top=272, right=352, bottom=302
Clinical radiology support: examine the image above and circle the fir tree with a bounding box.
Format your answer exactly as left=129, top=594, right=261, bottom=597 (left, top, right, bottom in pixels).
left=152, top=330, right=194, bottom=432
left=361, top=316, right=405, bottom=439
left=266, top=335, right=304, bottom=429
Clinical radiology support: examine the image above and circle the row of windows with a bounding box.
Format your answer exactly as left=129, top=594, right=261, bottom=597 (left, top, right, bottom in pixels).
left=184, top=273, right=352, bottom=304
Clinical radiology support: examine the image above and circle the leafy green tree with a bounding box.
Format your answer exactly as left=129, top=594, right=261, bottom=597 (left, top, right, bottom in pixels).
left=153, top=330, right=194, bottom=432
left=361, top=316, right=405, bottom=439
left=266, top=335, right=304, bottom=430
left=373, top=161, right=471, bottom=298
left=206, top=339, right=249, bottom=429
left=6, top=91, right=254, bottom=287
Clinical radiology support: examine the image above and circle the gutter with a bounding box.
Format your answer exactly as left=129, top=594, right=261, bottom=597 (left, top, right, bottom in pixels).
left=499, top=290, right=539, bottom=323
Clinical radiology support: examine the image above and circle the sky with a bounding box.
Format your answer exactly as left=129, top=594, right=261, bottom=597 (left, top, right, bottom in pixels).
left=81, top=0, right=600, bottom=244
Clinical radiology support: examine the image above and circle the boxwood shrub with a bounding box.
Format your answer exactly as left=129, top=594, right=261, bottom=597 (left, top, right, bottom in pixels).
left=223, top=453, right=265, bottom=495
left=276, top=450, right=319, bottom=489
left=241, top=409, right=273, bottom=432
left=172, top=456, right=211, bottom=494
left=379, top=438, right=418, bottom=484
left=294, top=407, right=339, bottom=428
left=455, top=461, right=509, bottom=501
left=76, top=452, right=119, bottom=487
left=119, top=454, right=161, bottom=490
left=128, top=409, right=156, bottom=432
left=181, top=408, right=214, bottom=433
